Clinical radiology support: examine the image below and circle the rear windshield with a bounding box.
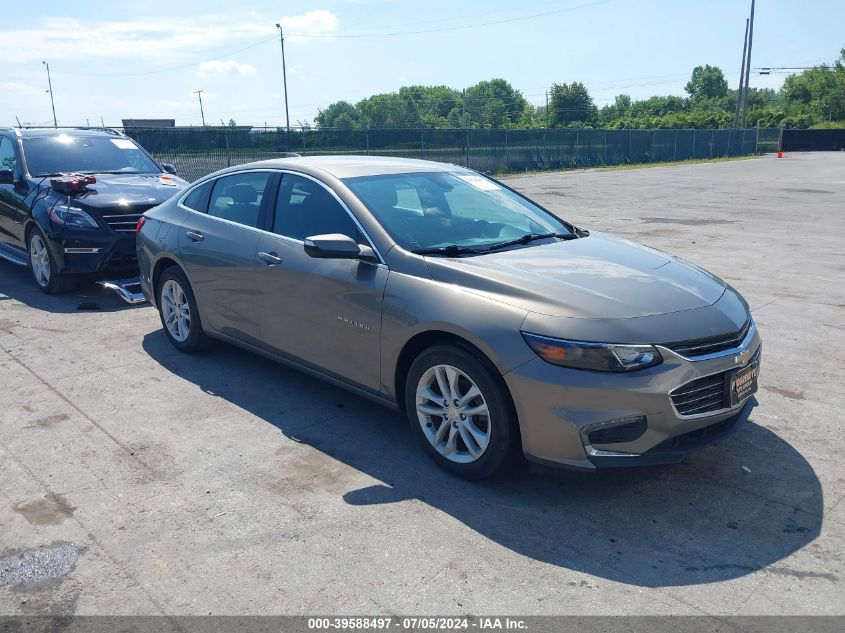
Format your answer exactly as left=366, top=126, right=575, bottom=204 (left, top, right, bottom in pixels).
left=22, top=135, right=161, bottom=177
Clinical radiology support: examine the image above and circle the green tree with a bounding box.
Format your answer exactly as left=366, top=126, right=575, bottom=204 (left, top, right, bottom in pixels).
left=685, top=65, right=729, bottom=101
left=315, top=101, right=360, bottom=128
left=549, top=81, right=596, bottom=127
left=463, top=79, right=527, bottom=128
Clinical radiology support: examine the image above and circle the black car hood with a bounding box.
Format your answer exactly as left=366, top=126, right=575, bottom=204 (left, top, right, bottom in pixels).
left=66, top=173, right=188, bottom=211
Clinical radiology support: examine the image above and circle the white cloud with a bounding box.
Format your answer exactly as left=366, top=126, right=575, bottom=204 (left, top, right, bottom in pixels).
left=280, top=10, right=339, bottom=39
left=199, top=60, right=256, bottom=75
left=0, top=16, right=274, bottom=64
left=0, top=82, right=42, bottom=96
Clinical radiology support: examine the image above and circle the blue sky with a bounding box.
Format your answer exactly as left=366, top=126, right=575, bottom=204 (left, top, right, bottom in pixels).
left=2, top=0, right=842, bottom=127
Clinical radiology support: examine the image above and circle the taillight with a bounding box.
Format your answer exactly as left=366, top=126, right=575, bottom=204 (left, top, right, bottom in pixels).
left=135, top=216, right=147, bottom=235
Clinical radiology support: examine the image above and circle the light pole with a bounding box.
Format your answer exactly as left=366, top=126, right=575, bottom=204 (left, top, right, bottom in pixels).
left=740, top=0, right=756, bottom=129
left=193, top=89, right=206, bottom=126
left=42, top=61, right=57, bottom=127
left=275, top=23, right=291, bottom=137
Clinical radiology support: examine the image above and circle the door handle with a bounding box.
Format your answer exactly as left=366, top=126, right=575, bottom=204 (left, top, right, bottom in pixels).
left=185, top=230, right=204, bottom=242
left=258, top=251, right=282, bottom=265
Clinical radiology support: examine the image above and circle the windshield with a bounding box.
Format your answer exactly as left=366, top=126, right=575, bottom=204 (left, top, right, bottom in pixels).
left=344, top=171, right=571, bottom=252
left=22, top=135, right=161, bottom=177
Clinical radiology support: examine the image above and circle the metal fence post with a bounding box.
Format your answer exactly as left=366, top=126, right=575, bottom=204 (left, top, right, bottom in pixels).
left=673, top=129, right=678, bottom=161
left=420, top=127, right=424, bottom=159
left=301, top=127, right=306, bottom=154
left=504, top=129, right=509, bottom=171
left=692, top=129, right=697, bottom=159
left=223, top=128, right=231, bottom=167
left=366, top=129, right=370, bottom=156
left=575, top=129, right=580, bottom=167
left=465, top=130, right=470, bottom=167
left=543, top=130, right=548, bottom=168
left=603, top=130, right=608, bottom=165
left=709, top=130, right=715, bottom=158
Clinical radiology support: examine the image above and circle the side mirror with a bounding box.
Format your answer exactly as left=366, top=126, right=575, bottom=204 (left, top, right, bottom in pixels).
left=304, top=234, right=377, bottom=261
left=161, top=163, right=177, bottom=175
left=0, top=169, right=14, bottom=185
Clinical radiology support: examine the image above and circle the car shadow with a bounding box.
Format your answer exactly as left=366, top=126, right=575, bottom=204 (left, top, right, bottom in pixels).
left=0, top=260, right=144, bottom=313
left=142, top=330, right=823, bottom=588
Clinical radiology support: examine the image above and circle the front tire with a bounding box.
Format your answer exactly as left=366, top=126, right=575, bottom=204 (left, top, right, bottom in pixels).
left=405, top=344, right=517, bottom=479
left=157, top=267, right=209, bottom=353
left=28, top=227, right=74, bottom=294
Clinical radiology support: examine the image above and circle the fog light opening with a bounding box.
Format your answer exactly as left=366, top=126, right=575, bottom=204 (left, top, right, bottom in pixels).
left=584, top=415, right=648, bottom=446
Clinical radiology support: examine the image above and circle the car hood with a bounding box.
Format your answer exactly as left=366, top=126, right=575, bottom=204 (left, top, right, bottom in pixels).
left=423, top=232, right=727, bottom=320
left=67, top=173, right=188, bottom=211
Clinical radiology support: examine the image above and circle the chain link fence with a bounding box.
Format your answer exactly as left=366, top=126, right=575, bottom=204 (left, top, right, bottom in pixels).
left=122, top=126, right=774, bottom=182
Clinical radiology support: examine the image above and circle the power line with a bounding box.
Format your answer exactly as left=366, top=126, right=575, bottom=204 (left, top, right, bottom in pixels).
left=52, top=35, right=276, bottom=77
left=284, top=0, right=616, bottom=39
left=47, top=1, right=615, bottom=79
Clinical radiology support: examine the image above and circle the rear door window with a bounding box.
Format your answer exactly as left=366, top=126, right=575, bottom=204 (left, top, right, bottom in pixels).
left=207, top=172, right=272, bottom=229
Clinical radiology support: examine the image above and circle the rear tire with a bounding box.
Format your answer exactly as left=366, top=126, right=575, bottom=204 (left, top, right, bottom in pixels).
left=156, top=267, right=210, bottom=353
left=404, top=343, right=517, bottom=479
left=27, top=227, right=74, bottom=294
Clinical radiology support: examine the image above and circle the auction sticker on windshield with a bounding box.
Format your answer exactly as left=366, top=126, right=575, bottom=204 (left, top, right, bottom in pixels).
left=456, top=173, right=500, bottom=191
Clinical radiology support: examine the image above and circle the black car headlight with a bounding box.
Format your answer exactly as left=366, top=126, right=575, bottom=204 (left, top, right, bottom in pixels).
left=521, top=332, right=662, bottom=372
left=49, top=203, right=99, bottom=229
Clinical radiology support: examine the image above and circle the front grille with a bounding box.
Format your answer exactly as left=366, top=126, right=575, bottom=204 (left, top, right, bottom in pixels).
left=670, top=347, right=760, bottom=416
left=664, top=319, right=752, bottom=358
left=101, top=208, right=154, bottom=233
left=670, top=375, right=726, bottom=415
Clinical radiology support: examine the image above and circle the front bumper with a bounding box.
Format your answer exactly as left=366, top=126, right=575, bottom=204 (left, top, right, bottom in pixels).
left=48, top=227, right=138, bottom=279
left=505, top=324, right=762, bottom=471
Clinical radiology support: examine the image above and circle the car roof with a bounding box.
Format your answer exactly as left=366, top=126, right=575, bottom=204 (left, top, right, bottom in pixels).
left=7, top=128, right=125, bottom=140
left=227, top=155, right=472, bottom=179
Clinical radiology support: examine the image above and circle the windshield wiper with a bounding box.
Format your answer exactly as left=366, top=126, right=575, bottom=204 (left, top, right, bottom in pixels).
left=483, top=232, right=577, bottom=252
left=410, top=245, right=488, bottom=256
left=80, top=170, right=141, bottom=175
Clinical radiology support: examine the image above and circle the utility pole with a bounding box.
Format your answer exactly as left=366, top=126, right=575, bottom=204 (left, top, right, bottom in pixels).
left=275, top=23, right=291, bottom=137
left=545, top=90, right=550, bottom=128
left=740, top=0, right=755, bottom=129
left=42, top=61, right=57, bottom=127
left=193, top=90, right=206, bottom=126
left=733, top=18, right=750, bottom=128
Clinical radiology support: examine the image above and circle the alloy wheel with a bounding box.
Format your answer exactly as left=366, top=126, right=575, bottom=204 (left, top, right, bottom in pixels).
left=415, top=364, right=491, bottom=463
left=161, top=279, right=191, bottom=342
left=29, top=234, right=51, bottom=287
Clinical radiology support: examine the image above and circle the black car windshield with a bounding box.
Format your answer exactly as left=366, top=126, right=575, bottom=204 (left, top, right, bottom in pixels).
left=23, top=135, right=161, bottom=177
left=344, top=171, right=571, bottom=252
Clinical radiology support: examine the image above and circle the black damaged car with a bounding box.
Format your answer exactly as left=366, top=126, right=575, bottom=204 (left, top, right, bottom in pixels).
left=0, top=127, right=187, bottom=300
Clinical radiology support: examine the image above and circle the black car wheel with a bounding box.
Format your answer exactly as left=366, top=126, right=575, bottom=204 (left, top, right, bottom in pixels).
left=156, top=267, right=210, bottom=353
left=405, top=343, right=518, bottom=479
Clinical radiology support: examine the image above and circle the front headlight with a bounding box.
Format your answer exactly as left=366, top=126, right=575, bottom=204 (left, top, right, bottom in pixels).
left=521, top=332, right=662, bottom=372
left=49, top=203, right=99, bottom=229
